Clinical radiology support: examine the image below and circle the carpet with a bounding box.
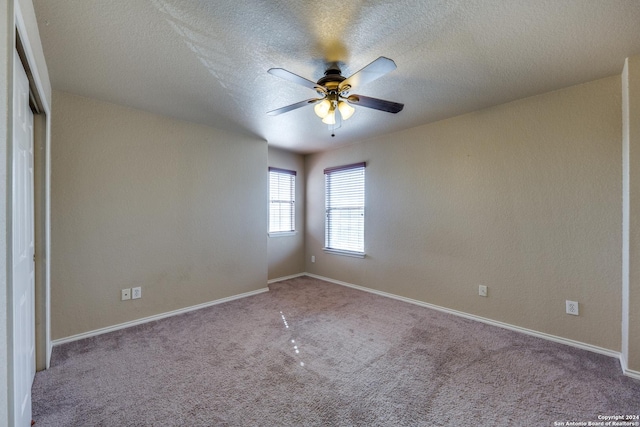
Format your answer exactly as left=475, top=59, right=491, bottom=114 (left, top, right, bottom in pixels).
left=32, top=276, right=640, bottom=426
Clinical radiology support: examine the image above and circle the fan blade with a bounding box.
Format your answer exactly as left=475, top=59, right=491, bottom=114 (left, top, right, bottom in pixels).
left=346, top=95, right=404, bottom=113
left=339, top=57, right=397, bottom=92
left=267, top=98, right=322, bottom=116
left=268, top=68, right=325, bottom=93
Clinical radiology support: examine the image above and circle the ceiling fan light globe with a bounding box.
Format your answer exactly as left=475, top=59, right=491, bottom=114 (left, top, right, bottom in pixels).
left=322, top=111, right=336, bottom=125
left=314, top=99, right=331, bottom=118
left=338, top=101, right=355, bottom=120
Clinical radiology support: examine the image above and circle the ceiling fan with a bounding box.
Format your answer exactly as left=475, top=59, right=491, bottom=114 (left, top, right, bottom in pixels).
left=267, top=57, right=404, bottom=135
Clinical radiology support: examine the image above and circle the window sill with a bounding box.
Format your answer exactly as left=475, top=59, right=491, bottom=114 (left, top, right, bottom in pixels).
left=323, top=248, right=366, bottom=258
left=268, top=231, right=298, bottom=237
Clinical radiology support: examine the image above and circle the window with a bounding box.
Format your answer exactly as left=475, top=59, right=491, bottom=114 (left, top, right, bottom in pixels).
left=324, top=162, right=366, bottom=256
left=268, top=167, right=296, bottom=235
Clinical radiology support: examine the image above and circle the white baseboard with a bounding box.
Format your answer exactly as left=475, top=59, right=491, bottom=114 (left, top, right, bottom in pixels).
left=47, top=342, right=53, bottom=368
left=267, top=273, right=306, bottom=284
left=619, top=352, right=640, bottom=380
left=623, top=368, right=640, bottom=380
left=50, top=272, right=640, bottom=381
left=52, top=287, right=269, bottom=347
left=304, top=273, right=632, bottom=375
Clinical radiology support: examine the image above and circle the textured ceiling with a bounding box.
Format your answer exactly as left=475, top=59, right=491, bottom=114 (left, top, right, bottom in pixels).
left=33, top=0, right=640, bottom=154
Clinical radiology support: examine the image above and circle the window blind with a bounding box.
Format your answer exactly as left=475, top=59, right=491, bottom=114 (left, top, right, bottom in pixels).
left=268, top=167, right=296, bottom=233
left=324, top=162, right=366, bottom=254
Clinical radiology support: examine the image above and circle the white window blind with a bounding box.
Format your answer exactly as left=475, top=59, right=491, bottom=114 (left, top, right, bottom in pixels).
left=269, top=167, right=296, bottom=234
left=325, top=162, right=366, bottom=255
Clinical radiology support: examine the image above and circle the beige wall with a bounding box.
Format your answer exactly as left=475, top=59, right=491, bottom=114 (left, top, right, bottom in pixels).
left=268, top=147, right=305, bottom=280
left=50, top=91, right=267, bottom=340
left=306, top=76, right=622, bottom=351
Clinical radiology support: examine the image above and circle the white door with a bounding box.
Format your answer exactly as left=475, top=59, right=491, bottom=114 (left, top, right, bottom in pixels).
left=13, top=49, right=35, bottom=427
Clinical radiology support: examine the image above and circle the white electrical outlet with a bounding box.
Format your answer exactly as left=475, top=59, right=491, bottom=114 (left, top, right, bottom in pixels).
left=478, top=285, right=488, bottom=297
left=132, top=286, right=142, bottom=299
left=121, top=288, right=131, bottom=301
left=566, top=300, right=579, bottom=316
left=311, top=255, right=315, bottom=263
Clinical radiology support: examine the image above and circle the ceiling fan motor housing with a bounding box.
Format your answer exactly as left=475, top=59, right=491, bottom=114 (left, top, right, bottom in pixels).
left=317, top=67, right=346, bottom=91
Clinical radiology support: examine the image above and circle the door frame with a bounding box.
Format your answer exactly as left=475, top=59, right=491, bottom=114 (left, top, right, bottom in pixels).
left=6, top=2, right=52, bottom=424
left=14, top=0, right=52, bottom=370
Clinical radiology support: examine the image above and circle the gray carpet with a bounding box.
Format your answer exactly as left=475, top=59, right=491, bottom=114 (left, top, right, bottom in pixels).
left=32, top=276, right=639, bottom=426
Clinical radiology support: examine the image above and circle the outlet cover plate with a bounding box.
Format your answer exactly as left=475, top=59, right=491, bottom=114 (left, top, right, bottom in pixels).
left=566, top=300, right=579, bottom=316
left=121, top=288, right=131, bottom=301
left=478, top=285, right=488, bottom=297
left=132, top=286, right=142, bottom=299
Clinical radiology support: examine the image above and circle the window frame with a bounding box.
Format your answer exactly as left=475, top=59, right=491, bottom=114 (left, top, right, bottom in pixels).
left=324, top=162, right=366, bottom=258
left=268, top=167, right=297, bottom=237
